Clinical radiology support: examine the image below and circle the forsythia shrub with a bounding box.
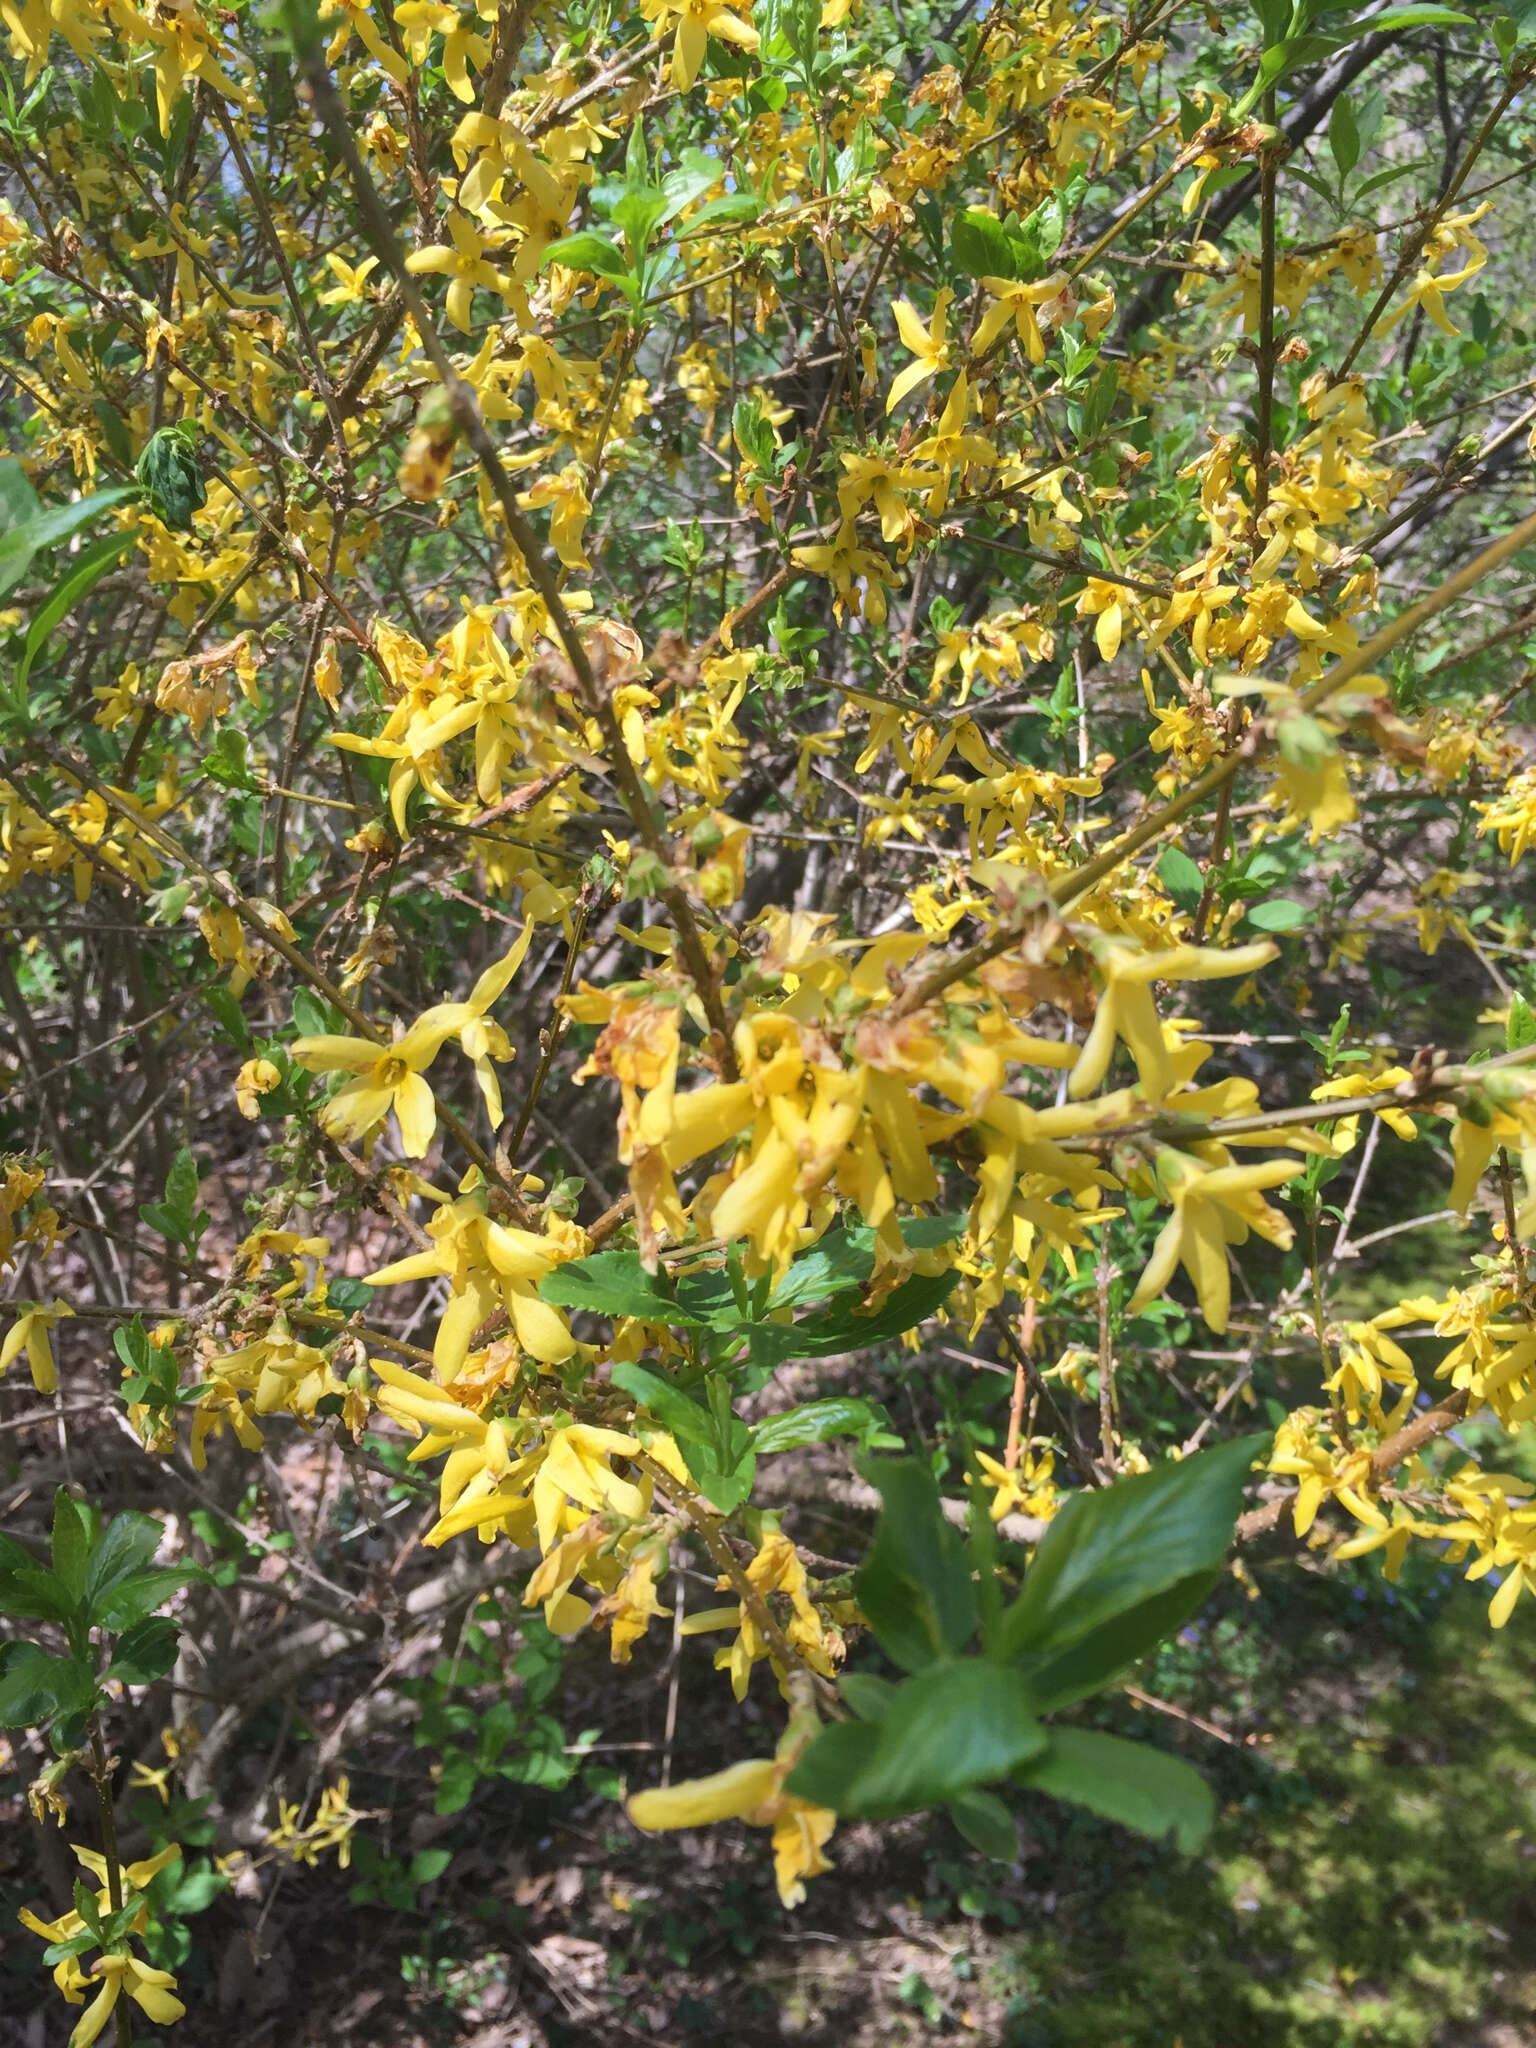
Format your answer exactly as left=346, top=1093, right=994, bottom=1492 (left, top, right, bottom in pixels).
left=2, top=0, right=1536, bottom=2025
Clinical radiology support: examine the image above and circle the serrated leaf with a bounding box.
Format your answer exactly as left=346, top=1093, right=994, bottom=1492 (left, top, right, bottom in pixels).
left=82, top=1510, right=163, bottom=1620
left=541, top=1251, right=711, bottom=1326
left=0, top=1641, right=96, bottom=1726
left=753, top=1396, right=894, bottom=1455
left=106, top=1615, right=180, bottom=1684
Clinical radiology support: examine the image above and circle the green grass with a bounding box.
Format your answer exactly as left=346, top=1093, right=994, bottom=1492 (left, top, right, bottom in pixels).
left=989, top=1572, right=1536, bottom=2047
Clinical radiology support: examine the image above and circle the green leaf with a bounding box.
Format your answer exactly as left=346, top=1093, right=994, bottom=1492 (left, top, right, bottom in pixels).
left=0, top=479, right=138, bottom=600
left=611, top=1362, right=755, bottom=1513
left=0, top=1563, right=77, bottom=1623
left=542, top=231, right=630, bottom=279
left=658, top=149, right=724, bottom=226
left=951, top=207, right=1020, bottom=280
left=1244, top=898, right=1306, bottom=932
left=51, top=1488, right=93, bottom=1605
left=135, top=425, right=206, bottom=531
left=753, top=1396, right=896, bottom=1456
left=95, top=1566, right=203, bottom=1630
left=1000, top=1435, right=1267, bottom=1683
left=1361, top=3, right=1469, bottom=25
left=204, top=727, right=257, bottom=791
left=838, top=1671, right=899, bottom=1718
left=1158, top=845, right=1205, bottom=914
left=948, top=1787, right=1019, bottom=1861
left=541, top=1251, right=711, bottom=1326
left=786, top=1268, right=959, bottom=1358
left=853, top=1458, right=978, bottom=1672
left=83, top=1509, right=163, bottom=1621
left=1081, top=361, right=1119, bottom=440
left=203, top=986, right=251, bottom=1050
left=678, top=190, right=762, bottom=235
left=1015, top=1728, right=1215, bottom=1851
left=0, top=457, right=41, bottom=539
left=292, top=988, right=336, bottom=1038
left=1327, top=93, right=1360, bottom=179
left=106, top=1615, right=179, bottom=1684
left=0, top=1641, right=96, bottom=1726
left=1010, top=1572, right=1219, bottom=1715
left=1507, top=992, right=1536, bottom=1053
left=610, top=1360, right=714, bottom=1446
left=14, top=527, right=135, bottom=701
left=787, top=1659, right=1048, bottom=1818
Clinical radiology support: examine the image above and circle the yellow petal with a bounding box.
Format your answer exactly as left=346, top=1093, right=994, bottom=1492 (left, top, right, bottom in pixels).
left=627, top=1758, right=778, bottom=1831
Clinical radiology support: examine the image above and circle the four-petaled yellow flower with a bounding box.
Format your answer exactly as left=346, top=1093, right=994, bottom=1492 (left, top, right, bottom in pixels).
left=886, top=288, right=954, bottom=412
left=974, top=271, right=1068, bottom=364
left=638, top=0, right=759, bottom=90
left=404, top=212, right=510, bottom=333
left=20, top=1843, right=185, bottom=2048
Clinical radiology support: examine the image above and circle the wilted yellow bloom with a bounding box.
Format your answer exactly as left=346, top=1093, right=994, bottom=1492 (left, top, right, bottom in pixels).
left=234, top=1057, right=282, bottom=1119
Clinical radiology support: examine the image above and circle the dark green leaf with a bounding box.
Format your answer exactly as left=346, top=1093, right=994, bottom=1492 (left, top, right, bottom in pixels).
left=51, top=1489, right=92, bottom=1605
left=95, top=1565, right=205, bottom=1631
left=789, top=1269, right=959, bottom=1358
left=787, top=1659, right=1047, bottom=1818
left=0, top=1563, right=77, bottom=1623
left=541, top=1251, right=711, bottom=1326
left=83, top=1510, right=163, bottom=1620
left=948, top=1787, right=1019, bottom=1861
left=0, top=1642, right=96, bottom=1727
left=854, top=1458, right=977, bottom=1672
left=1015, top=1728, right=1215, bottom=1851
left=106, top=1615, right=179, bottom=1685
left=1000, top=1434, right=1267, bottom=1671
